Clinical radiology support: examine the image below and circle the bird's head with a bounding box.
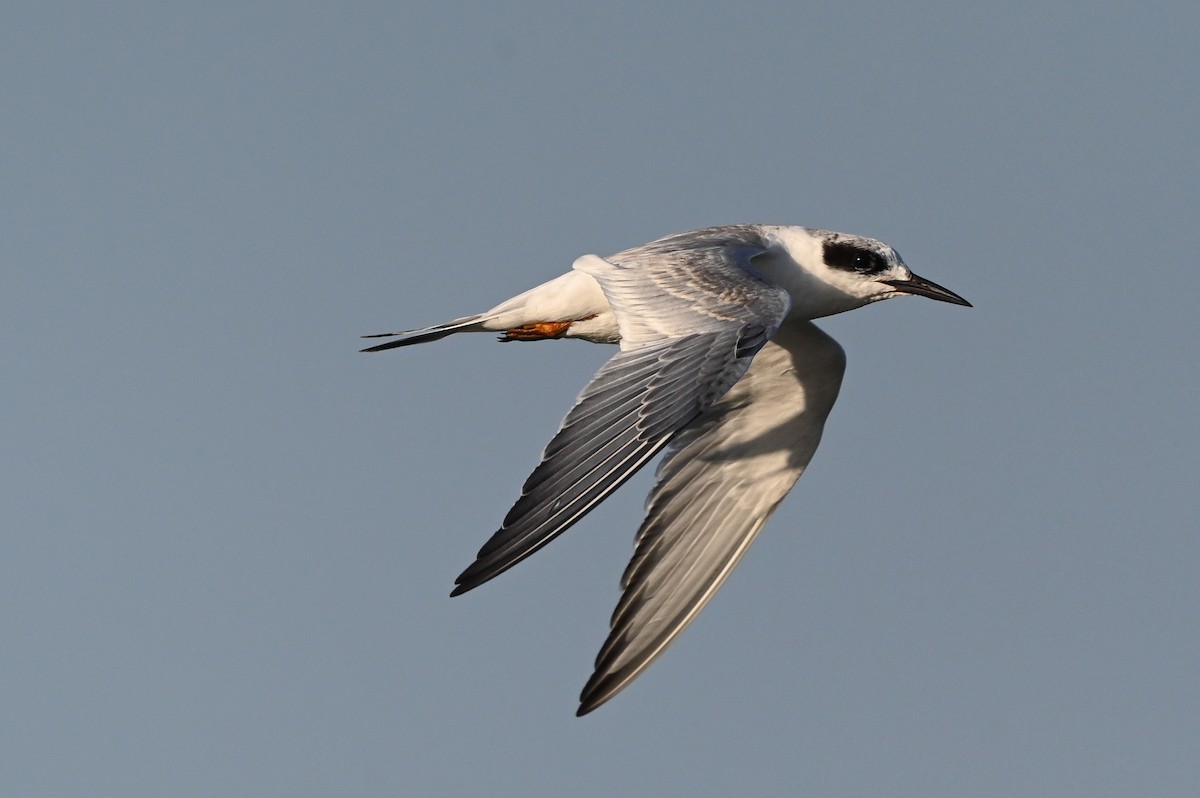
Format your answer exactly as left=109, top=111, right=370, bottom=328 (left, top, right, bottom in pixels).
left=811, top=230, right=972, bottom=309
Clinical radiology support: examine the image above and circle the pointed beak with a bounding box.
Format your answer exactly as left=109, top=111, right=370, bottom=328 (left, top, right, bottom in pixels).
left=882, top=273, right=972, bottom=307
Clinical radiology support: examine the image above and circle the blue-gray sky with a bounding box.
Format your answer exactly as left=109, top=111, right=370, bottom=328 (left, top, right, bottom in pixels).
left=4, top=2, right=1198, bottom=796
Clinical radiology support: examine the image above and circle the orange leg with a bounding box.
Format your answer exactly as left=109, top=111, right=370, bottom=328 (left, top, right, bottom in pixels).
left=501, top=321, right=574, bottom=341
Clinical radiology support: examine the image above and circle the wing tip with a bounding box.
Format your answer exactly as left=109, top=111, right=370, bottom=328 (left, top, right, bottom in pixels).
left=576, top=669, right=626, bottom=716
left=575, top=686, right=605, bottom=717
left=449, top=562, right=489, bottom=596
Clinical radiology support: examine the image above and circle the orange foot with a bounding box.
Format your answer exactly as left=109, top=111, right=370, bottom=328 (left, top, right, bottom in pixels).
left=500, top=321, right=573, bottom=341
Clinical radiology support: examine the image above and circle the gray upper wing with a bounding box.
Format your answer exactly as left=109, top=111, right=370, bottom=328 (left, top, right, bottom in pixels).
left=452, top=226, right=791, bottom=596
left=576, top=320, right=847, bottom=715
left=590, top=225, right=791, bottom=349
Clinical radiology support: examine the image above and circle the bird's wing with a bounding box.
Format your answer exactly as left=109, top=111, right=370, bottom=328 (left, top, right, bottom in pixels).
left=453, top=227, right=791, bottom=595
left=577, top=320, right=846, bottom=715
left=592, top=224, right=791, bottom=350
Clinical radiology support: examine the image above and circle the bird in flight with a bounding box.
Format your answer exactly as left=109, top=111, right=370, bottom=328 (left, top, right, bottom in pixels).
left=363, top=224, right=970, bottom=715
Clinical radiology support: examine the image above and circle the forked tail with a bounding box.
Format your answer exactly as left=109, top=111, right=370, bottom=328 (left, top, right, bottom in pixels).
left=359, top=314, right=494, bottom=352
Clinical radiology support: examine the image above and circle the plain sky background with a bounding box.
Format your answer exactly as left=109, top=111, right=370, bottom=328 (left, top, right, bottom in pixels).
left=4, top=2, right=1198, bottom=796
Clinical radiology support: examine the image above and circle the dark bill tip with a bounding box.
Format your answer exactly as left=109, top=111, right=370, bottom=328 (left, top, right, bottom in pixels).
left=882, top=273, right=972, bottom=307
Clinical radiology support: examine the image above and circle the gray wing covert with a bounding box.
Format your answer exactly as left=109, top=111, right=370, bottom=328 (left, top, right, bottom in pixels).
left=584, top=225, right=791, bottom=349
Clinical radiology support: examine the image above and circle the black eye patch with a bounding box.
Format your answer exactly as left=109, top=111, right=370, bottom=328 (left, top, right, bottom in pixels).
left=823, top=241, right=888, bottom=274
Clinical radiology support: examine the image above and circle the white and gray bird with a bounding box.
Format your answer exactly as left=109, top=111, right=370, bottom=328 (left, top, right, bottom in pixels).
left=363, top=224, right=970, bottom=715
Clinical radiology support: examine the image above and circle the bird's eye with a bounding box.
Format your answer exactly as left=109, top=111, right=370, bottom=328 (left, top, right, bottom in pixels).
left=823, top=241, right=886, bottom=274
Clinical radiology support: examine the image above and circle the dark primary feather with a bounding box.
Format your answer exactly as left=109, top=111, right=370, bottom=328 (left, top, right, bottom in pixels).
left=452, top=328, right=759, bottom=595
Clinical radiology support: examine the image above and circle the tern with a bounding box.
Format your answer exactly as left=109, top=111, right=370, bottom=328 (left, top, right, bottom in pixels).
left=363, top=224, right=970, bottom=715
